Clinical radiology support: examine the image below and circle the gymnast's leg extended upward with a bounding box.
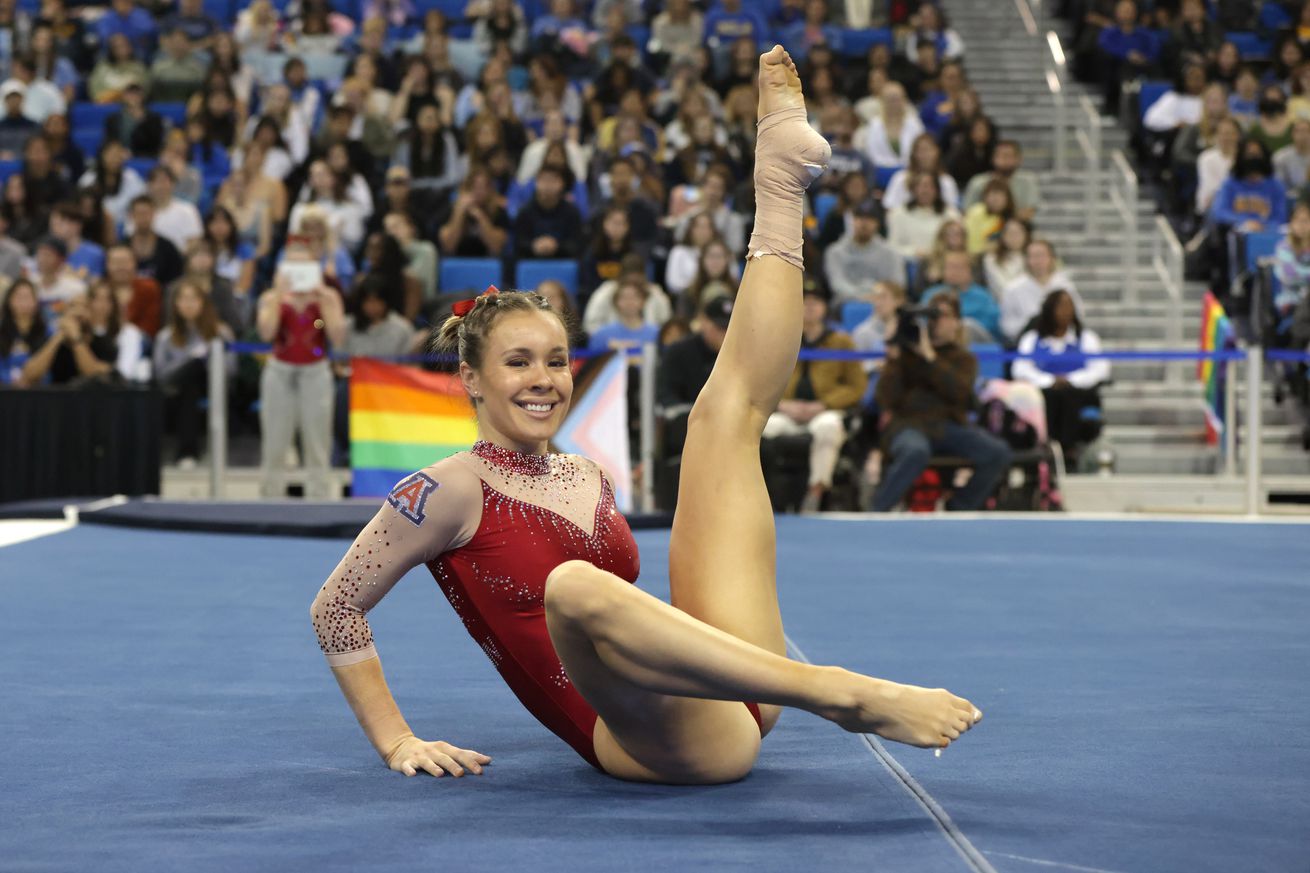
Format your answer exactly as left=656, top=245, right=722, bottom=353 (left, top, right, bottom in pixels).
left=544, top=47, right=980, bottom=785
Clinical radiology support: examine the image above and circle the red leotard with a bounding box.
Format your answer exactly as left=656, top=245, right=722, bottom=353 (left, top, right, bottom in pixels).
left=312, top=441, right=760, bottom=771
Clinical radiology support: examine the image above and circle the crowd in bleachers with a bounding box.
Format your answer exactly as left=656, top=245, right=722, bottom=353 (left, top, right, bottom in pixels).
left=1066, top=0, right=1310, bottom=448
left=0, top=0, right=1115, bottom=507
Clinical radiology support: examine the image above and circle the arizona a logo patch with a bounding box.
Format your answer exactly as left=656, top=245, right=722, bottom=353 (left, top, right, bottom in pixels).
left=387, top=472, right=439, bottom=526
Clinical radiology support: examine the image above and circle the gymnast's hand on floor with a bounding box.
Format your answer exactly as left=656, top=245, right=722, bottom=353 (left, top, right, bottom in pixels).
left=821, top=671, right=982, bottom=750
left=385, top=736, right=492, bottom=778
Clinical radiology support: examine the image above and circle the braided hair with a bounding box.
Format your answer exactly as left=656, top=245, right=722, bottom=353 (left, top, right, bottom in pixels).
left=430, top=290, right=576, bottom=374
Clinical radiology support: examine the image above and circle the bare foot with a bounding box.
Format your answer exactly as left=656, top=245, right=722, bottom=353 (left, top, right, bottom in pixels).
left=757, top=44, right=806, bottom=120
left=821, top=669, right=982, bottom=749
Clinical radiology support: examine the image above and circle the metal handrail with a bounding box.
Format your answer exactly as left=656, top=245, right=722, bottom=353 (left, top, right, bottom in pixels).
left=1151, top=214, right=1185, bottom=385
left=1045, top=30, right=1067, bottom=173
left=1074, top=95, right=1103, bottom=234
left=1108, top=150, right=1139, bottom=304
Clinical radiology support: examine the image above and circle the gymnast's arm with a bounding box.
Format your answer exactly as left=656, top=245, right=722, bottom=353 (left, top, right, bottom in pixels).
left=310, top=458, right=488, bottom=777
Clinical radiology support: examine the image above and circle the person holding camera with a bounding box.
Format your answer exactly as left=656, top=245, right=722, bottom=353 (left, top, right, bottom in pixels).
left=870, top=292, right=1012, bottom=512
left=255, top=238, right=347, bottom=499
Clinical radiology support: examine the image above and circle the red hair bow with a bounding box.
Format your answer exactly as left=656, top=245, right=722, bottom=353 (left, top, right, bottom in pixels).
left=451, top=285, right=499, bottom=317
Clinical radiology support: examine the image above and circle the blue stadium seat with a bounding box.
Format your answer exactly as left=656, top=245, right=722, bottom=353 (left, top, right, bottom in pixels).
left=203, top=0, right=233, bottom=25
left=626, top=24, right=651, bottom=54
left=1243, top=229, right=1282, bottom=271
left=1259, top=2, right=1292, bottom=30
left=440, top=257, right=502, bottom=294
left=971, top=343, right=1006, bottom=381
left=415, top=0, right=467, bottom=16
left=1226, top=31, right=1271, bottom=60
left=813, top=191, right=839, bottom=228
left=839, top=300, right=873, bottom=333
left=0, top=159, right=20, bottom=185
left=874, top=165, right=898, bottom=190
left=70, top=102, right=116, bottom=131
left=837, top=27, right=893, bottom=58
left=329, top=0, right=360, bottom=21
left=72, top=128, right=104, bottom=157
left=150, top=102, right=188, bottom=127
left=1138, top=80, right=1171, bottom=121
left=516, top=259, right=579, bottom=299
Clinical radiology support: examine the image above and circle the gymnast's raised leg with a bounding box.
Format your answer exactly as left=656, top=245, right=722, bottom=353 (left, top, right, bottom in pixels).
left=544, top=48, right=980, bottom=784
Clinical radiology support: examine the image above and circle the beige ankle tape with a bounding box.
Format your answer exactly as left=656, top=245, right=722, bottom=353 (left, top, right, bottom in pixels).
left=748, top=106, right=826, bottom=271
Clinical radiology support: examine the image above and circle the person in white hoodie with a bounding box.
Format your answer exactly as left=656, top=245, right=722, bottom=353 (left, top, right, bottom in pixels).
left=1142, top=63, right=1206, bottom=134
left=1000, top=237, right=1082, bottom=342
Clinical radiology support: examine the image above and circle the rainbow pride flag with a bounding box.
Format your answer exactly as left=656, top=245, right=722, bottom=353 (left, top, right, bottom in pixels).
left=349, top=357, right=476, bottom=497
left=1198, top=291, right=1234, bottom=445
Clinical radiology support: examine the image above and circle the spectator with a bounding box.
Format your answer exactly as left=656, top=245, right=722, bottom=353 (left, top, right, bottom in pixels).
left=823, top=199, right=908, bottom=301
left=102, top=81, right=164, bottom=158
left=587, top=274, right=660, bottom=360
left=516, top=109, right=590, bottom=186
left=1249, top=85, right=1294, bottom=156
left=1196, top=116, right=1242, bottom=217
left=153, top=280, right=233, bottom=467
left=382, top=211, right=439, bottom=312
left=673, top=167, right=746, bottom=255
left=983, top=217, right=1031, bottom=296
left=49, top=202, right=104, bottom=281
left=255, top=239, right=347, bottom=499
left=1209, top=40, right=1241, bottom=90
left=218, top=146, right=287, bottom=242
left=665, top=212, right=720, bottom=297
left=595, top=155, right=660, bottom=253
left=290, top=160, right=368, bottom=253
left=393, top=101, right=462, bottom=195
left=0, top=278, right=48, bottom=386
left=703, top=0, right=768, bottom=53
left=234, top=0, right=281, bottom=53
left=472, top=0, right=530, bottom=58
left=1012, top=289, right=1111, bottom=464
left=342, top=274, right=416, bottom=359
left=946, top=115, right=997, bottom=190
left=1096, top=0, right=1159, bottom=117
left=883, top=133, right=962, bottom=210
left=853, top=66, right=890, bottom=125
left=963, top=178, right=1014, bottom=257
left=1001, top=238, right=1082, bottom=342
left=938, top=88, right=986, bottom=156
left=918, top=61, right=968, bottom=141
left=96, top=0, right=157, bottom=59
left=656, top=294, right=732, bottom=455
left=513, top=165, right=584, bottom=262
left=28, top=235, right=85, bottom=316
left=536, top=278, right=586, bottom=346
left=131, top=166, right=204, bottom=253
left=584, top=255, right=673, bottom=334
left=22, top=281, right=149, bottom=385
left=1, top=174, right=44, bottom=247
left=905, top=3, right=965, bottom=62
left=816, top=105, right=875, bottom=195
left=1274, top=119, right=1310, bottom=191
left=149, top=27, right=207, bottom=104
left=358, top=231, right=422, bottom=322
left=163, top=0, right=219, bottom=52
left=0, top=212, right=25, bottom=279
left=2, top=55, right=66, bottom=125
left=918, top=218, right=970, bottom=292
left=1228, top=66, right=1259, bottom=125
left=962, top=140, right=1039, bottom=222
left=0, top=84, right=38, bottom=159
left=289, top=205, right=356, bottom=290
left=372, top=164, right=430, bottom=238
left=871, top=292, right=1011, bottom=511
left=852, top=279, right=905, bottom=371
left=887, top=172, right=961, bottom=261
left=923, top=249, right=1001, bottom=342
left=862, top=82, right=925, bottom=169
left=205, top=206, right=257, bottom=300
left=780, top=0, right=842, bottom=61
left=1143, top=63, right=1206, bottom=134
left=763, top=282, right=867, bottom=512
left=168, top=238, right=246, bottom=336
left=437, top=166, right=511, bottom=258
left=650, top=0, right=704, bottom=67
left=1273, top=202, right=1310, bottom=318
left=580, top=205, right=635, bottom=302
left=1164, top=0, right=1222, bottom=71
left=816, top=170, right=873, bottom=251
left=246, top=88, right=308, bottom=171
left=678, top=238, right=738, bottom=318
left=103, top=244, right=162, bottom=337
left=1209, top=139, right=1288, bottom=235
left=87, top=33, right=149, bottom=104
left=78, top=141, right=144, bottom=227
left=1171, top=82, right=1231, bottom=216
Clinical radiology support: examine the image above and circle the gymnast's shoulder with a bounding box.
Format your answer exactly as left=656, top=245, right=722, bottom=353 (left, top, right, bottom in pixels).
left=377, top=456, right=485, bottom=552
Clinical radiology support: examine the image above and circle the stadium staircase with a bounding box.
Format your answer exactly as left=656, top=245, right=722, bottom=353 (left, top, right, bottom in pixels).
left=942, top=0, right=1310, bottom=484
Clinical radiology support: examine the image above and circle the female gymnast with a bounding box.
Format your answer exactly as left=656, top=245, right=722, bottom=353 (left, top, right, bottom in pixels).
left=311, top=47, right=981, bottom=785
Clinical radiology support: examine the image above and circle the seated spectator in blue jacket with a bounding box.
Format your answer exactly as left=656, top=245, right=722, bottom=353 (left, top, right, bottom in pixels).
left=1096, top=0, right=1159, bottom=116
left=1209, top=140, right=1288, bottom=233
left=587, top=275, right=659, bottom=361
left=704, top=0, right=769, bottom=49
left=96, top=0, right=158, bottom=59
left=163, top=0, right=220, bottom=52
left=779, top=0, right=842, bottom=61
left=49, top=202, right=105, bottom=281
left=922, top=250, right=1002, bottom=342
left=513, top=165, right=584, bottom=261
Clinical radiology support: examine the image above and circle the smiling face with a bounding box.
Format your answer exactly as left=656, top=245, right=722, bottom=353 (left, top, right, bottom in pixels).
left=460, top=310, right=573, bottom=453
